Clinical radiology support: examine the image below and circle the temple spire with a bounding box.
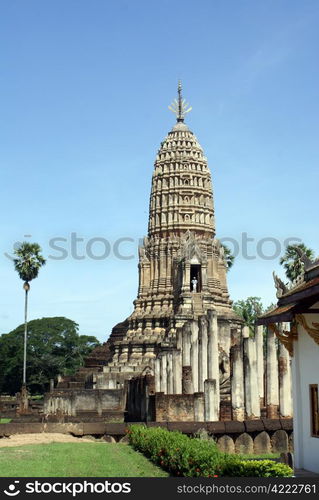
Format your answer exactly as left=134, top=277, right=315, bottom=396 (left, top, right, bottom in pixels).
left=177, top=80, right=183, bottom=121
left=168, top=80, right=192, bottom=122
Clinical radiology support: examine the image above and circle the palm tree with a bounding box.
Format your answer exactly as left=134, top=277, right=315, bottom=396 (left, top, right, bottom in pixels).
left=221, top=243, right=235, bottom=271
left=279, top=243, right=314, bottom=283
left=13, top=242, right=46, bottom=388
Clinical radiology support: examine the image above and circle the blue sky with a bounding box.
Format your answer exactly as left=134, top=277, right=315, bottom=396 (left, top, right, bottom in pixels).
left=1, top=0, right=318, bottom=340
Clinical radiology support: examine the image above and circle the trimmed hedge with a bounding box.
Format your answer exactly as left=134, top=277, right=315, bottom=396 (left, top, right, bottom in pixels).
left=222, top=460, right=293, bottom=477
left=128, top=424, right=226, bottom=477
left=128, top=425, right=293, bottom=477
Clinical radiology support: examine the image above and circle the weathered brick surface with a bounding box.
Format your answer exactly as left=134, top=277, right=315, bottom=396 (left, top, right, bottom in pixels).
left=104, top=423, right=127, bottom=435
left=224, top=421, right=245, bottom=433
left=220, top=401, right=232, bottom=421
left=280, top=418, right=293, bottom=430
left=0, top=423, right=43, bottom=436
left=262, top=418, right=282, bottom=431
left=266, top=404, right=279, bottom=419
left=245, top=420, right=265, bottom=432
left=0, top=419, right=292, bottom=455
left=155, top=394, right=194, bottom=422
left=205, top=421, right=226, bottom=434
left=82, top=423, right=107, bottom=435
left=167, top=422, right=203, bottom=433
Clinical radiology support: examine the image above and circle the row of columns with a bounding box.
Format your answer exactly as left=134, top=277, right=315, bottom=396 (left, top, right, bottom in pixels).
left=231, top=324, right=292, bottom=421
left=155, top=349, right=183, bottom=395
left=155, top=310, right=221, bottom=421
left=154, top=315, right=292, bottom=422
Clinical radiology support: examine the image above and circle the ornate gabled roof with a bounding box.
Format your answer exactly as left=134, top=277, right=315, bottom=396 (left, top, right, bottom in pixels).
left=258, top=253, right=319, bottom=325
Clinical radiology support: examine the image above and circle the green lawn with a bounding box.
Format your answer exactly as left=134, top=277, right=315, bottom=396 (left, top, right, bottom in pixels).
left=0, top=442, right=168, bottom=477
left=0, top=418, right=12, bottom=423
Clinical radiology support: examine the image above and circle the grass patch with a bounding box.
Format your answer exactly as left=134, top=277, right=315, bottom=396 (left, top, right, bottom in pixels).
left=0, top=418, right=11, bottom=424
left=0, top=442, right=168, bottom=477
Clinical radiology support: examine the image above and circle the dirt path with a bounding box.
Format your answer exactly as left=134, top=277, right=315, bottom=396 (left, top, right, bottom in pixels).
left=0, top=433, right=95, bottom=448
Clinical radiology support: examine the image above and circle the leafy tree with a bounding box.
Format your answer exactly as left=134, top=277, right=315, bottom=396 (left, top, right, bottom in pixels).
left=0, top=317, right=100, bottom=395
left=265, top=302, right=277, bottom=313
left=233, top=297, right=264, bottom=334
left=13, top=242, right=46, bottom=386
left=279, top=243, right=315, bottom=283
left=221, top=243, right=235, bottom=271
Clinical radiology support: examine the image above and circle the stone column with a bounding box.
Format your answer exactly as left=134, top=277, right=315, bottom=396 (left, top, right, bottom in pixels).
left=182, top=366, right=193, bottom=394
left=173, top=350, right=182, bottom=394
left=185, top=263, right=191, bottom=292
left=182, top=322, right=191, bottom=366
left=207, top=310, right=220, bottom=414
left=266, top=326, right=279, bottom=418
left=201, top=263, right=208, bottom=292
left=194, top=392, right=205, bottom=421
left=167, top=351, right=174, bottom=394
left=176, top=327, right=183, bottom=350
left=279, top=324, right=292, bottom=417
left=153, top=247, right=159, bottom=291
left=198, top=316, right=208, bottom=392
left=219, top=322, right=231, bottom=359
left=242, top=325, right=250, bottom=338
left=182, top=263, right=191, bottom=293
left=204, top=379, right=219, bottom=421
left=190, top=320, right=199, bottom=393
left=158, top=243, right=166, bottom=292
left=255, top=324, right=264, bottom=404
left=243, top=337, right=260, bottom=419
left=96, top=391, right=102, bottom=417
left=160, top=354, right=167, bottom=394
left=165, top=246, right=172, bottom=291
left=155, top=357, right=161, bottom=393
left=19, top=385, right=29, bottom=414
left=230, top=342, right=245, bottom=421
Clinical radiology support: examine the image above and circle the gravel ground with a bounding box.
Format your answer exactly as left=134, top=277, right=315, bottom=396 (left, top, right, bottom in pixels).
left=0, top=433, right=95, bottom=447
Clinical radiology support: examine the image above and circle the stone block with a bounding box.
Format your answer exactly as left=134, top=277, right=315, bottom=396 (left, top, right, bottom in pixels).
left=244, top=420, right=264, bottom=433
left=262, top=418, right=282, bottom=431
left=254, top=431, right=271, bottom=454
left=205, top=421, right=226, bottom=434
left=280, top=418, right=293, bottom=431
left=271, top=430, right=288, bottom=453
left=235, top=433, right=254, bottom=454
left=217, top=435, right=235, bottom=454
left=104, top=423, right=127, bottom=435
left=82, top=422, right=106, bottom=435
left=224, top=421, right=245, bottom=434
left=167, top=422, right=203, bottom=434
left=266, top=404, right=279, bottom=419
left=119, top=434, right=130, bottom=443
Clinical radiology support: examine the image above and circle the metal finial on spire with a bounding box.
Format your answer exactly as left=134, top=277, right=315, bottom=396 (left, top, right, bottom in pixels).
left=168, top=81, right=192, bottom=122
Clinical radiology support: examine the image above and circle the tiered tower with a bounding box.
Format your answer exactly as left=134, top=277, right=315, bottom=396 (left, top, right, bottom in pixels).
left=87, top=82, right=241, bottom=388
